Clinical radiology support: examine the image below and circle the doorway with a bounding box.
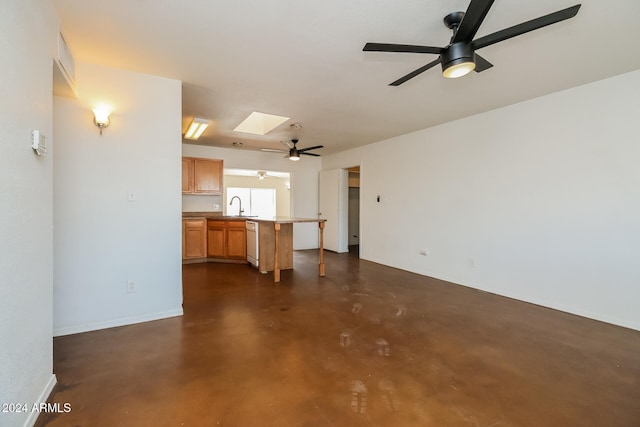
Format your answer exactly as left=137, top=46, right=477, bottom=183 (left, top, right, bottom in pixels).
left=318, top=165, right=360, bottom=257
left=347, top=166, right=360, bottom=257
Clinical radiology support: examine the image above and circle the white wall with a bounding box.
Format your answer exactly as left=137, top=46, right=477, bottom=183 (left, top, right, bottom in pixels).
left=323, top=70, right=640, bottom=331
left=182, top=144, right=321, bottom=249
left=53, top=62, right=183, bottom=336
left=0, top=1, right=58, bottom=426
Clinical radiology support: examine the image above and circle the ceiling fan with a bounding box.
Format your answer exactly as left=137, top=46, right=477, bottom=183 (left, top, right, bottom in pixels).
left=363, top=0, right=581, bottom=85
left=261, top=139, right=324, bottom=161
left=257, top=170, right=274, bottom=180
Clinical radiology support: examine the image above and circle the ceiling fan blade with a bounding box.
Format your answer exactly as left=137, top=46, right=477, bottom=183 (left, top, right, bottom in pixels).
left=472, top=4, right=581, bottom=50
left=453, top=0, right=495, bottom=43
left=301, top=152, right=320, bottom=157
left=363, top=43, right=442, bottom=55
left=474, top=53, right=493, bottom=72
left=281, top=140, right=294, bottom=149
left=261, top=148, right=287, bottom=153
left=389, top=58, right=441, bottom=86
left=299, top=145, right=324, bottom=152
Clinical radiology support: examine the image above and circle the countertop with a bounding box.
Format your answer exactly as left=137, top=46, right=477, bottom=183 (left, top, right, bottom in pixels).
left=182, top=212, right=325, bottom=224
left=251, top=216, right=326, bottom=224
left=182, top=212, right=250, bottom=220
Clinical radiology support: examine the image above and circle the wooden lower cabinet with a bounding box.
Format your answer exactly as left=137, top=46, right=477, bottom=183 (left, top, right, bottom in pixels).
left=226, top=221, right=247, bottom=259
left=207, top=221, right=227, bottom=258
left=205, top=219, right=247, bottom=260
left=183, top=218, right=247, bottom=262
left=183, top=218, right=206, bottom=259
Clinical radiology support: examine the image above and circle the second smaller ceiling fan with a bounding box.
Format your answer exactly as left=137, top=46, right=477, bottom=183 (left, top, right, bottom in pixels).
left=262, top=139, right=324, bottom=161
left=257, top=170, right=275, bottom=180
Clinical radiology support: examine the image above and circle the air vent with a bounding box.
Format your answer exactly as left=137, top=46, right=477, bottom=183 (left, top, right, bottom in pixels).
left=53, top=26, right=77, bottom=98
left=57, top=29, right=75, bottom=85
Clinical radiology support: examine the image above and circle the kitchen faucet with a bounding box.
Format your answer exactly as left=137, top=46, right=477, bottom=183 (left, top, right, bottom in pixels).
left=229, top=196, right=244, bottom=216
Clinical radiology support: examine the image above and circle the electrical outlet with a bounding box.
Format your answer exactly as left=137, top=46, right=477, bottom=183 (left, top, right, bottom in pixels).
left=126, top=280, right=136, bottom=293
left=213, top=204, right=220, bottom=210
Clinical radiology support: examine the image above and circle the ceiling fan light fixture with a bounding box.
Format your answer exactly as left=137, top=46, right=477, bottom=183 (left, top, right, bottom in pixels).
left=441, top=42, right=476, bottom=79
left=364, top=3, right=581, bottom=85
left=289, top=148, right=300, bottom=161
left=442, top=60, right=476, bottom=78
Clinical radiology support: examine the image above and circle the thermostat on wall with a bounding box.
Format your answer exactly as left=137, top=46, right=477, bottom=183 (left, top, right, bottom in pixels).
left=32, top=130, right=47, bottom=156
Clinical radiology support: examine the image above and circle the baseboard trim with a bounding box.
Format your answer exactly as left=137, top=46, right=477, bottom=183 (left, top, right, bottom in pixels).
left=24, top=374, right=57, bottom=427
left=423, top=270, right=640, bottom=332
left=361, top=256, right=640, bottom=332
left=53, top=308, right=184, bottom=337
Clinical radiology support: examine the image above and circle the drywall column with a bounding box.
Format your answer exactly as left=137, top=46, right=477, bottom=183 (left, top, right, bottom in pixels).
left=0, top=1, right=58, bottom=426
left=53, top=63, right=183, bottom=335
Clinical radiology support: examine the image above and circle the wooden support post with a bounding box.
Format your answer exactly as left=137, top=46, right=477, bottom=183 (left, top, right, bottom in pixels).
left=274, top=222, right=281, bottom=283
left=319, top=221, right=325, bottom=277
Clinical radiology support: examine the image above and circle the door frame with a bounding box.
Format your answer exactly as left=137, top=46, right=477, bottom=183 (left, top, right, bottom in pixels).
left=319, top=164, right=361, bottom=254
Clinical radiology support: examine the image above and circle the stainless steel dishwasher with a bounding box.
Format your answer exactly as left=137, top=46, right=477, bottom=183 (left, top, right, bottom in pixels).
left=246, top=221, right=259, bottom=268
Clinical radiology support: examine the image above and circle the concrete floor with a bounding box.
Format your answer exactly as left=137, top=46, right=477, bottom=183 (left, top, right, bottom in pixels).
left=38, top=249, right=640, bottom=426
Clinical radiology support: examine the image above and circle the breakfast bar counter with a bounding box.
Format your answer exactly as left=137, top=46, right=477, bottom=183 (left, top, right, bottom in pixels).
left=253, top=217, right=327, bottom=283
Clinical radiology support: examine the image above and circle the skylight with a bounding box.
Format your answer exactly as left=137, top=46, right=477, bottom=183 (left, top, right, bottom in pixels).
left=233, top=112, right=289, bottom=135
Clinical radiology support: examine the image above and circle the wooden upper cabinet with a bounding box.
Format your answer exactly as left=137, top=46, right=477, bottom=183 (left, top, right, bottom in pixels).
left=194, top=159, right=222, bottom=194
left=182, top=157, right=223, bottom=195
left=182, top=158, right=194, bottom=193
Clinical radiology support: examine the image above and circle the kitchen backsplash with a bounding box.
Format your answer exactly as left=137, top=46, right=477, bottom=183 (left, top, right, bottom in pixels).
left=182, top=194, right=223, bottom=212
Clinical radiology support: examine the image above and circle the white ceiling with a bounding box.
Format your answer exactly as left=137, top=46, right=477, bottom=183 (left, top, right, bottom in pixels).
left=53, top=0, right=640, bottom=156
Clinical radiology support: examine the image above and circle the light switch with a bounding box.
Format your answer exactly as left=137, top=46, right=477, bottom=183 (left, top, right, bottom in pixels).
left=31, top=130, right=47, bottom=156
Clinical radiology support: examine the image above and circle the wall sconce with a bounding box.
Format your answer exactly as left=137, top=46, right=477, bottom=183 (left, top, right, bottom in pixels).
left=184, top=117, right=210, bottom=140
left=92, top=109, right=111, bottom=135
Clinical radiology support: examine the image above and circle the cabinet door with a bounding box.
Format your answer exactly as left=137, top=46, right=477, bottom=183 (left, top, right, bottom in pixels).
left=182, top=158, right=194, bottom=194
left=183, top=219, right=206, bottom=259
left=207, top=221, right=227, bottom=257
left=226, top=222, right=247, bottom=259
left=194, top=159, right=223, bottom=195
